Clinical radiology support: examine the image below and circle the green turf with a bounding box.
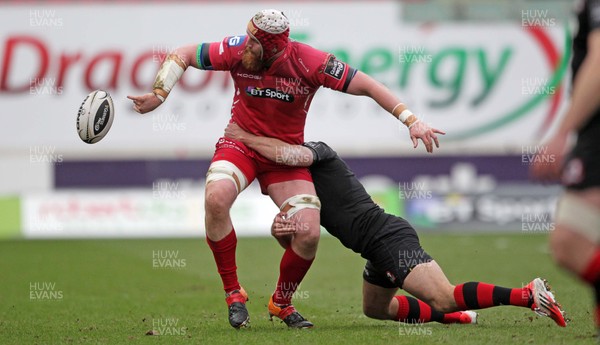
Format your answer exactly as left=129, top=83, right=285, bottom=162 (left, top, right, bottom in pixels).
left=0, top=233, right=596, bottom=345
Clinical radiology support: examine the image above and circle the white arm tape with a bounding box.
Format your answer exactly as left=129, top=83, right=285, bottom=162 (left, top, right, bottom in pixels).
left=153, top=92, right=165, bottom=103
left=153, top=54, right=186, bottom=97
left=398, top=109, right=414, bottom=123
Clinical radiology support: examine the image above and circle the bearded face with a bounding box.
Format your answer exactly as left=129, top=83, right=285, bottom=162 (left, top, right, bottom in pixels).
left=242, top=41, right=264, bottom=72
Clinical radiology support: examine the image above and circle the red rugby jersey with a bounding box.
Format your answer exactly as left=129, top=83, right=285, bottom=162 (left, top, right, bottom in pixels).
left=196, top=35, right=356, bottom=145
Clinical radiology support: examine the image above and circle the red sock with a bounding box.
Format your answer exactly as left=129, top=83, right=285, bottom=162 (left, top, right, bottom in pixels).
left=206, top=229, right=240, bottom=293
left=581, top=250, right=600, bottom=284
left=273, top=247, right=314, bottom=305
left=580, top=249, right=600, bottom=328
left=454, top=282, right=531, bottom=310
left=442, top=311, right=466, bottom=324
left=394, top=295, right=463, bottom=324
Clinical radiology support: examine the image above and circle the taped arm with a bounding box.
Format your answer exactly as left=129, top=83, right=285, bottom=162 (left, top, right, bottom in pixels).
left=128, top=44, right=204, bottom=113
left=151, top=44, right=198, bottom=102
left=344, top=71, right=445, bottom=152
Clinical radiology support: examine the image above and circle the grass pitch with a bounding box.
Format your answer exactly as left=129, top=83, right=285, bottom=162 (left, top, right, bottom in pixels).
left=0, top=233, right=596, bottom=344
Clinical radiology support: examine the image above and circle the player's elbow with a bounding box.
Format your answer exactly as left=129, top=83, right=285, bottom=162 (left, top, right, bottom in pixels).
left=171, top=45, right=197, bottom=69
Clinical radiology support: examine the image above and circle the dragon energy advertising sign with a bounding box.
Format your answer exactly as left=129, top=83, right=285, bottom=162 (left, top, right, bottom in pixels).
left=0, top=2, right=569, bottom=157
left=0, top=2, right=568, bottom=238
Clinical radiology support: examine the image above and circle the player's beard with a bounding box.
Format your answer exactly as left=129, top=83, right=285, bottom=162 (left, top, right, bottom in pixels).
left=242, top=46, right=264, bottom=72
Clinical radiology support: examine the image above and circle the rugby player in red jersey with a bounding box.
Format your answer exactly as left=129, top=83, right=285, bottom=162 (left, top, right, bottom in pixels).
left=224, top=122, right=568, bottom=328
left=128, top=9, right=442, bottom=329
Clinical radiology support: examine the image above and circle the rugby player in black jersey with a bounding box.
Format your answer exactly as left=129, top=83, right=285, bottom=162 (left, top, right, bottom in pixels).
left=225, top=122, right=567, bottom=327
left=531, top=0, right=600, bottom=334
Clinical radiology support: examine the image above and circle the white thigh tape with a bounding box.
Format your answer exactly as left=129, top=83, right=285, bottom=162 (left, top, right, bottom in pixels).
left=280, top=194, right=321, bottom=217
left=205, top=160, right=248, bottom=193
left=555, top=192, right=600, bottom=243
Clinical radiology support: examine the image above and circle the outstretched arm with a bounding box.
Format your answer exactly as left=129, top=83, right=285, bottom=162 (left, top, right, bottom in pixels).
left=224, top=123, right=314, bottom=167
left=345, top=71, right=445, bottom=153
left=127, top=44, right=199, bottom=114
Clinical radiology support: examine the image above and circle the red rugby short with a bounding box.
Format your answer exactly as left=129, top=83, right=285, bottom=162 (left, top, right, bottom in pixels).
left=210, top=137, right=313, bottom=194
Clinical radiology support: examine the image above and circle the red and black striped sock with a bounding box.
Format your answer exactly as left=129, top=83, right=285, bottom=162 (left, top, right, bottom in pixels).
left=581, top=250, right=600, bottom=328
left=394, top=295, right=464, bottom=324
left=454, top=282, right=532, bottom=310
left=206, top=229, right=240, bottom=294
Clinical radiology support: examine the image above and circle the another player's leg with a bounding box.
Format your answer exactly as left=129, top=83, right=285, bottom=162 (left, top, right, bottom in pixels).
left=267, top=180, right=321, bottom=328
left=204, top=156, right=254, bottom=329
left=362, top=263, right=476, bottom=325
left=550, top=190, right=600, bottom=332
left=369, top=217, right=567, bottom=326
left=402, top=260, right=567, bottom=326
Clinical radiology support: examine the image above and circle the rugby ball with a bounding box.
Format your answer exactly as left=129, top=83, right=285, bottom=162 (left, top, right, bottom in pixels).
left=76, top=90, right=114, bottom=144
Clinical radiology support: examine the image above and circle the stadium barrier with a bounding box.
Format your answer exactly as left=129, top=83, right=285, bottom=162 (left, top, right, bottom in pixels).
left=10, top=154, right=560, bottom=239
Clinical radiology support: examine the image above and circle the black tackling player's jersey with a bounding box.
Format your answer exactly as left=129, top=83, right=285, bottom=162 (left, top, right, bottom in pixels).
left=564, top=0, right=600, bottom=189
left=572, top=0, right=600, bottom=138
left=303, top=141, right=432, bottom=288
left=303, top=141, right=394, bottom=255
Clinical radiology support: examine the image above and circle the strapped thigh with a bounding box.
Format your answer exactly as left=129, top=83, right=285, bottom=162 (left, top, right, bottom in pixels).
left=555, top=192, right=600, bottom=243
left=206, top=160, right=249, bottom=193
left=280, top=194, right=321, bottom=217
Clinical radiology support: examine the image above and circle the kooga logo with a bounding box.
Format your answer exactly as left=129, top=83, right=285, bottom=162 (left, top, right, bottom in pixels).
left=245, top=86, right=294, bottom=102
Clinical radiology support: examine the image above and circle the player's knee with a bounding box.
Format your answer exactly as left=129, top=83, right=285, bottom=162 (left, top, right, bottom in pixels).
left=205, top=187, right=234, bottom=218
left=294, top=227, right=320, bottom=250
left=428, top=297, right=455, bottom=313
left=421, top=286, right=456, bottom=313
left=291, top=210, right=320, bottom=243
left=549, top=227, right=573, bottom=269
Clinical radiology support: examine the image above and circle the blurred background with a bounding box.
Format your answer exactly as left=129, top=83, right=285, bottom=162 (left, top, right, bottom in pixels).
left=0, top=0, right=575, bottom=239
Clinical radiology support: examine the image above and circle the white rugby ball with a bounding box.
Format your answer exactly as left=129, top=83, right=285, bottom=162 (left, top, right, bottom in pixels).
left=76, top=90, right=114, bottom=144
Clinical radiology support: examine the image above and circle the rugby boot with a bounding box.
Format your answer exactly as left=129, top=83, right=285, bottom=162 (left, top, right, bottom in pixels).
left=268, top=294, right=313, bottom=328
left=458, top=311, right=478, bottom=324
left=525, top=278, right=568, bottom=327
left=226, top=287, right=249, bottom=329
